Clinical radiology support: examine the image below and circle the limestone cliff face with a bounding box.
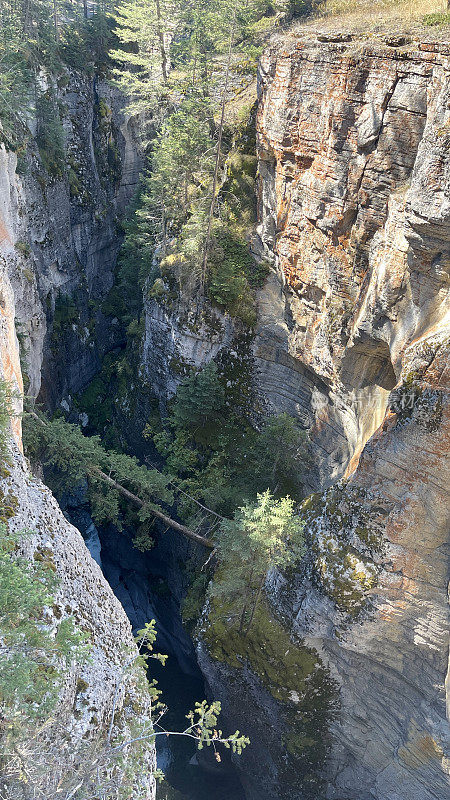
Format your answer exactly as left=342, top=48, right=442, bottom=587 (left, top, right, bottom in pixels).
left=198, top=33, right=449, bottom=800
left=0, top=73, right=155, bottom=797
left=0, top=69, right=141, bottom=409
left=255, top=33, right=449, bottom=488
left=2, top=446, right=157, bottom=797
left=0, top=254, right=155, bottom=797
left=268, top=337, right=449, bottom=800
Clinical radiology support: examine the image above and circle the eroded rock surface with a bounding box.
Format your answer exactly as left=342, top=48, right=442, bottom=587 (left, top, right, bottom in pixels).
left=0, top=71, right=155, bottom=797
left=2, top=446, right=156, bottom=797
left=0, top=70, right=141, bottom=409
left=199, top=33, right=449, bottom=800
left=255, top=34, right=450, bottom=488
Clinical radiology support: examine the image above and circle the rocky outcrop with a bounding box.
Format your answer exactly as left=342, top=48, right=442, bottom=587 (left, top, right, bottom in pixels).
left=268, top=333, right=449, bottom=800
left=0, top=69, right=141, bottom=409
left=196, top=32, right=449, bottom=800
left=255, top=34, right=450, bottom=488
left=141, top=298, right=235, bottom=405
left=0, top=71, right=155, bottom=797
left=2, top=445, right=156, bottom=797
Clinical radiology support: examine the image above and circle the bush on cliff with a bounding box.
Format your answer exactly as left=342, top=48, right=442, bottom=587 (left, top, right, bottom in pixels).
left=211, top=490, right=305, bottom=634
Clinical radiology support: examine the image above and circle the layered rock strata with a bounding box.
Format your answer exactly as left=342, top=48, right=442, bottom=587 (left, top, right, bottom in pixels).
left=255, top=33, right=450, bottom=487
left=199, top=32, right=450, bottom=800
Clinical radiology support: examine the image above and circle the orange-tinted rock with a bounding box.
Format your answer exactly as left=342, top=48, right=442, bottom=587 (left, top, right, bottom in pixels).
left=254, top=35, right=449, bottom=492
left=256, top=34, right=449, bottom=800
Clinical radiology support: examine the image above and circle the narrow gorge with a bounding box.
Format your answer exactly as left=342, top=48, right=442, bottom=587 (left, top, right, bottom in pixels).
left=0, top=4, right=448, bottom=800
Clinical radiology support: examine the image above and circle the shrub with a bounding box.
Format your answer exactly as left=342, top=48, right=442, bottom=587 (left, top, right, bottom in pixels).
left=0, top=526, right=89, bottom=726
left=423, top=12, right=450, bottom=26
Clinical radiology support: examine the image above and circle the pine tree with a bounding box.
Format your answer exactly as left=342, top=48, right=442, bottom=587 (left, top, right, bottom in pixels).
left=111, top=0, right=175, bottom=109
left=211, top=491, right=305, bottom=635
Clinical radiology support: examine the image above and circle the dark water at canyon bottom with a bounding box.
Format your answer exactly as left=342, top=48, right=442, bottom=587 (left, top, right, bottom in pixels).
left=150, top=654, right=246, bottom=800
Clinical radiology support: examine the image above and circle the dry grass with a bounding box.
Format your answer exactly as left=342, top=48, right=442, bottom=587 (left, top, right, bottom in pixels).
left=296, top=0, right=450, bottom=36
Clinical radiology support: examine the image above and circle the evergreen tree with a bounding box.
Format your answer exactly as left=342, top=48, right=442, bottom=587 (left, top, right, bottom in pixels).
left=0, top=526, right=88, bottom=727
left=111, top=0, right=175, bottom=108
left=211, top=491, right=304, bottom=634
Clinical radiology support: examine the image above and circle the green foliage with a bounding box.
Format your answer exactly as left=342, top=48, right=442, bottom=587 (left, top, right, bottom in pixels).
left=0, top=6, right=117, bottom=151
left=0, top=525, right=89, bottom=728
left=182, top=572, right=210, bottom=628
left=147, top=351, right=310, bottom=523
left=171, top=362, right=226, bottom=445
left=110, top=0, right=277, bottom=309
left=285, top=0, right=311, bottom=19
left=208, top=228, right=258, bottom=325
left=23, top=412, right=173, bottom=532
left=211, top=491, right=304, bottom=633
left=103, top=189, right=159, bottom=326
left=186, top=700, right=249, bottom=754
left=204, top=595, right=337, bottom=795
left=74, top=351, right=135, bottom=446
left=146, top=93, right=215, bottom=259
left=59, top=12, right=117, bottom=75
left=52, top=292, right=79, bottom=334
left=135, top=619, right=168, bottom=669
left=423, top=12, right=450, bottom=26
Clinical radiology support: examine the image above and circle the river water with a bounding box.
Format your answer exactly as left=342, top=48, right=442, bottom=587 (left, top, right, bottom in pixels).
left=71, top=512, right=246, bottom=800
left=150, top=655, right=245, bottom=800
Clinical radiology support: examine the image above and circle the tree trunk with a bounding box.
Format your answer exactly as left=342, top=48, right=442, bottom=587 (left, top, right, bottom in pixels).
left=22, top=0, right=31, bottom=35
left=89, top=466, right=214, bottom=548
left=200, top=2, right=237, bottom=288
left=27, top=412, right=214, bottom=550
left=53, top=0, right=59, bottom=41
left=155, top=0, right=169, bottom=85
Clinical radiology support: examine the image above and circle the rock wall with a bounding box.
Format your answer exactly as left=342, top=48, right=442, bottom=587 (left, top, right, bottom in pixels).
left=0, top=71, right=155, bottom=797
left=194, top=32, right=450, bottom=800
left=0, top=68, right=142, bottom=409
left=255, top=33, right=450, bottom=488
left=2, top=445, right=157, bottom=797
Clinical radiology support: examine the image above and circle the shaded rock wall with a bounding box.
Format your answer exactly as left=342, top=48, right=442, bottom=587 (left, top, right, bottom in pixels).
left=0, top=245, right=156, bottom=796
left=0, top=70, right=155, bottom=796
left=0, top=69, right=142, bottom=409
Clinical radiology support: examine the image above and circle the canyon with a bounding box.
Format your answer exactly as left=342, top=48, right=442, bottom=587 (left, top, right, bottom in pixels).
left=0, top=21, right=449, bottom=800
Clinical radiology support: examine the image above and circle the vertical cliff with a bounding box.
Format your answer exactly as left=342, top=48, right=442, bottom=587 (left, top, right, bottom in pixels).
left=0, top=69, right=141, bottom=409
left=196, top=30, right=449, bottom=800
left=255, top=32, right=449, bottom=487
left=0, top=70, right=156, bottom=797
left=1, top=20, right=448, bottom=800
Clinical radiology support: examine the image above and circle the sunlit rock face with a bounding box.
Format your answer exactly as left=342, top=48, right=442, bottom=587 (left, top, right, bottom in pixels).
left=254, top=32, right=450, bottom=800
left=255, top=34, right=449, bottom=488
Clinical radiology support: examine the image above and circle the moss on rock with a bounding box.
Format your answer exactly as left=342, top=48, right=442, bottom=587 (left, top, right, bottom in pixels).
left=203, top=595, right=338, bottom=794
left=301, top=485, right=385, bottom=618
